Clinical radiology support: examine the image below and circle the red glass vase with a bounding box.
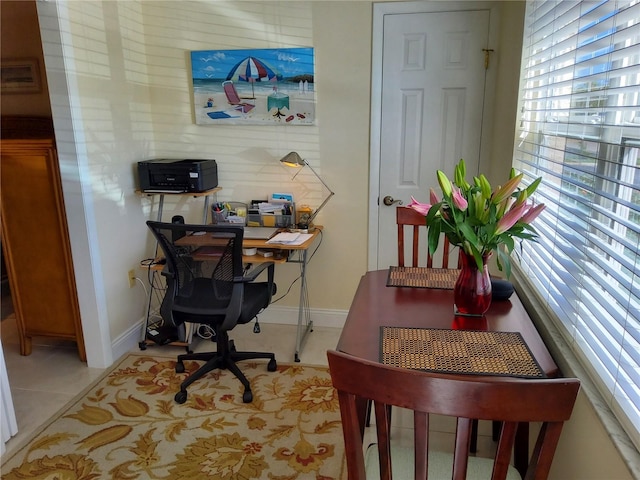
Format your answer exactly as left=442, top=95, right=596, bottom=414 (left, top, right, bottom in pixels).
left=454, top=252, right=492, bottom=316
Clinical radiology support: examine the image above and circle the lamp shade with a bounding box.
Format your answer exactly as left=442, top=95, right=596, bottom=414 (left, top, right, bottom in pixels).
left=279, top=151, right=305, bottom=167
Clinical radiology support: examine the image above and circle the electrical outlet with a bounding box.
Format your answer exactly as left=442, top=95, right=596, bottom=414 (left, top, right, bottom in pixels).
left=128, top=269, right=136, bottom=288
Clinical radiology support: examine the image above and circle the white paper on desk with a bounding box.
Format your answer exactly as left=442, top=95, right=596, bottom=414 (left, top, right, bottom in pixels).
left=266, top=232, right=313, bottom=245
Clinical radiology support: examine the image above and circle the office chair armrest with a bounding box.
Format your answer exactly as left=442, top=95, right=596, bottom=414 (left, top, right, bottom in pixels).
left=237, top=261, right=275, bottom=283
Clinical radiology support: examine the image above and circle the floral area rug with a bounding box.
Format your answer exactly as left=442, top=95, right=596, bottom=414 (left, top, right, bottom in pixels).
left=2, top=353, right=346, bottom=479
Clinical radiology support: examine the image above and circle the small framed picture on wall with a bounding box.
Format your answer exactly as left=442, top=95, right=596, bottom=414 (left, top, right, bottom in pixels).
left=1, top=58, right=42, bottom=94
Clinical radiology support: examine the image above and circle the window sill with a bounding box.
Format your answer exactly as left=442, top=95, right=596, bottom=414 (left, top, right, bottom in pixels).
left=512, top=269, right=640, bottom=479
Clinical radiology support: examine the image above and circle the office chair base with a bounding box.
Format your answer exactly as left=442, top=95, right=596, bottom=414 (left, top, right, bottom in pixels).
left=176, top=385, right=255, bottom=403
left=173, top=352, right=277, bottom=404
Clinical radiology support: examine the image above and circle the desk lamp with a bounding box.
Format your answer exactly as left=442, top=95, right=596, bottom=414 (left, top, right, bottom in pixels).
left=279, top=151, right=334, bottom=231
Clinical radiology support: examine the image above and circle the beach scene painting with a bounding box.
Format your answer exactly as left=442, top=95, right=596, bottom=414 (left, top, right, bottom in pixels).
left=190, top=47, right=315, bottom=126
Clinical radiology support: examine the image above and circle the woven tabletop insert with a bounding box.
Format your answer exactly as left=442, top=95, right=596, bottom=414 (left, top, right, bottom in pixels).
left=381, top=326, right=545, bottom=378
left=386, top=266, right=460, bottom=289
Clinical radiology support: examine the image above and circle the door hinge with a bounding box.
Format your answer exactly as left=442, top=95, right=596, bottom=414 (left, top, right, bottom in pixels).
left=482, top=48, right=494, bottom=70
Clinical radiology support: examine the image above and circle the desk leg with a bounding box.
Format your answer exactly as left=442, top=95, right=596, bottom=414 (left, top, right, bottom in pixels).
left=294, top=249, right=314, bottom=362
left=156, top=194, right=165, bottom=222
left=202, top=195, right=211, bottom=223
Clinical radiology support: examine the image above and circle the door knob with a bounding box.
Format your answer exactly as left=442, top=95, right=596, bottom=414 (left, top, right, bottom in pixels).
left=382, top=195, right=403, bottom=206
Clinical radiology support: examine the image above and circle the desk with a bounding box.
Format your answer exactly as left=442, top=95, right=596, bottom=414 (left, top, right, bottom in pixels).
left=337, top=269, right=558, bottom=474
left=141, top=227, right=322, bottom=362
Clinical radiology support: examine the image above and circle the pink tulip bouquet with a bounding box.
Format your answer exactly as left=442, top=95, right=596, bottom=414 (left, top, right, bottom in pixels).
left=409, top=159, right=545, bottom=277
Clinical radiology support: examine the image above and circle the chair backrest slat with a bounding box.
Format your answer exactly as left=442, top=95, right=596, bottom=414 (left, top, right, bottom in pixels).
left=327, top=349, right=580, bottom=480
left=414, top=410, right=428, bottom=479
left=494, top=422, right=518, bottom=479
left=396, top=206, right=458, bottom=268
left=453, top=417, right=473, bottom=479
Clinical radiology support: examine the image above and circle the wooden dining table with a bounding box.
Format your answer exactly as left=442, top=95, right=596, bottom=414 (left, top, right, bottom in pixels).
left=337, top=269, right=557, bottom=374
left=336, top=268, right=559, bottom=475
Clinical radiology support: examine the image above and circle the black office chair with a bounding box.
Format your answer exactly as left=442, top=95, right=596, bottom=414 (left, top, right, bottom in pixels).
left=146, top=221, right=277, bottom=404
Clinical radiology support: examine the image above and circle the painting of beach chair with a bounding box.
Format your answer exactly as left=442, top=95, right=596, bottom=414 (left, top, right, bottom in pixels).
left=222, top=81, right=255, bottom=114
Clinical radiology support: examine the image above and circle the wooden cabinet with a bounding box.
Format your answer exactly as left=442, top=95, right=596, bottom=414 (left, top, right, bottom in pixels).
left=0, top=138, right=86, bottom=361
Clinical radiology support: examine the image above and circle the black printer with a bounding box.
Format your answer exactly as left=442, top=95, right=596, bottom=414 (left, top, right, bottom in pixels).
left=138, top=159, right=218, bottom=192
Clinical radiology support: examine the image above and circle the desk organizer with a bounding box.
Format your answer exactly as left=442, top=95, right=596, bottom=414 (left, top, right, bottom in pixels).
left=211, top=208, right=229, bottom=224
left=246, top=213, right=293, bottom=228
left=211, top=202, right=247, bottom=225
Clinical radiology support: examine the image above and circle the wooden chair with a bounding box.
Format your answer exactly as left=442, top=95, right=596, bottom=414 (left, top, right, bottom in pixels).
left=328, top=349, right=580, bottom=480
left=397, top=206, right=459, bottom=268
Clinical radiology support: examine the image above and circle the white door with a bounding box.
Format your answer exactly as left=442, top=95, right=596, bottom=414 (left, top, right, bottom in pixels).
left=369, top=4, right=496, bottom=269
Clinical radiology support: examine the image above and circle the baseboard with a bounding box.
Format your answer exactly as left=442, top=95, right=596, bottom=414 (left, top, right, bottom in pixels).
left=111, top=320, right=146, bottom=361
left=111, top=305, right=348, bottom=362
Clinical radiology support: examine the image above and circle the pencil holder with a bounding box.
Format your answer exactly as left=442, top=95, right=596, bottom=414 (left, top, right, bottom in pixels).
left=211, top=208, right=228, bottom=224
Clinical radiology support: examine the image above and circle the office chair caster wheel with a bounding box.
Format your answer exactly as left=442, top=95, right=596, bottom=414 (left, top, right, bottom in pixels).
left=175, top=361, right=185, bottom=373
left=175, top=390, right=187, bottom=404
left=267, top=358, right=277, bottom=372
left=138, top=341, right=147, bottom=350
left=229, top=339, right=236, bottom=352
left=243, top=389, right=253, bottom=403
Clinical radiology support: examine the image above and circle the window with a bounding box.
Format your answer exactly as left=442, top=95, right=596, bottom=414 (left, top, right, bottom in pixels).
left=514, top=0, right=640, bottom=448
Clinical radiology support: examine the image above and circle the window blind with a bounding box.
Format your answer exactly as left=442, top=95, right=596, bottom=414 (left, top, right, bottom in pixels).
left=514, top=0, right=640, bottom=448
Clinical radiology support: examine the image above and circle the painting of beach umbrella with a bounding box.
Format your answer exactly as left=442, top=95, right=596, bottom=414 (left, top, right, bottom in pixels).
left=190, top=47, right=315, bottom=125
left=225, top=56, right=279, bottom=98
